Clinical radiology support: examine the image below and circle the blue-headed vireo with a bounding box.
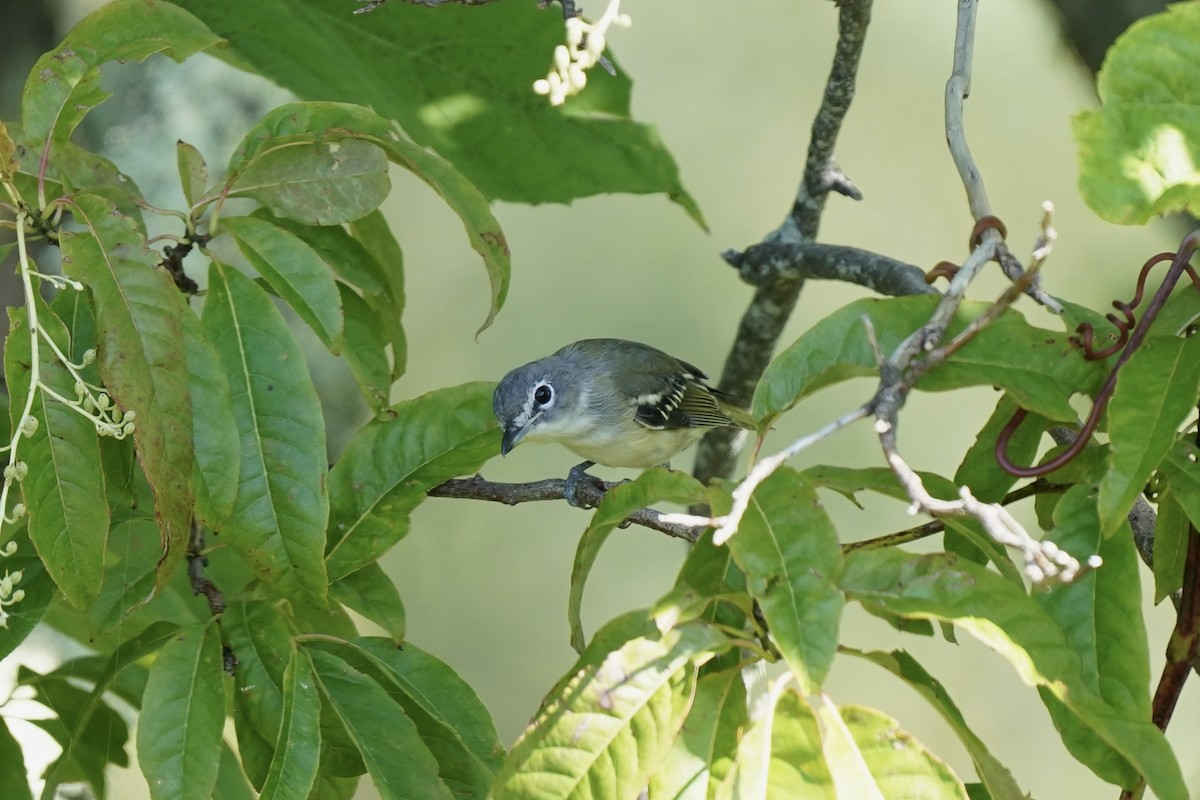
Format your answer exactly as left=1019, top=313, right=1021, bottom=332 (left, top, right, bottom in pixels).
left=493, top=338, right=754, bottom=504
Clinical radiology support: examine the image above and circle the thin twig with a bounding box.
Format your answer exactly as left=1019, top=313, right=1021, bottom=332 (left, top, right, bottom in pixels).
left=711, top=405, right=872, bottom=545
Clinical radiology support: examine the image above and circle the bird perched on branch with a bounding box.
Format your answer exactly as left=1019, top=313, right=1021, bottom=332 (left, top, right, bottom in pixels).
left=492, top=338, right=754, bottom=505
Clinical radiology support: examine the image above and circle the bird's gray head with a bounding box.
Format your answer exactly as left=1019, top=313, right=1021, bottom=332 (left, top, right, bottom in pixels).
left=493, top=355, right=586, bottom=456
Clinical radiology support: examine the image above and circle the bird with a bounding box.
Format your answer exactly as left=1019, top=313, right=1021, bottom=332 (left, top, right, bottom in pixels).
left=492, top=338, right=755, bottom=505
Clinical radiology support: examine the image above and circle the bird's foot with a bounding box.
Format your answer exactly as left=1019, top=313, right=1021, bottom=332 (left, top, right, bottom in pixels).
left=564, top=461, right=598, bottom=508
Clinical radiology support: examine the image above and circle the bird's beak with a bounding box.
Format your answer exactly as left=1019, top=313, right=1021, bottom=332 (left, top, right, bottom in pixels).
left=500, top=422, right=530, bottom=456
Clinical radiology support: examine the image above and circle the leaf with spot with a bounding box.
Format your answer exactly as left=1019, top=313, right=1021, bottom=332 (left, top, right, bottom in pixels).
left=21, top=0, right=218, bottom=172
left=60, top=194, right=194, bottom=591
left=493, top=624, right=727, bottom=800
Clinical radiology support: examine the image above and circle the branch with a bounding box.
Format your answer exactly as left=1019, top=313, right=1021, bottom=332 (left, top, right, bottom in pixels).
left=944, top=0, right=1061, bottom=313
left=722, top=241, right=937, bottom=297
left=429, top=475, right=705, bottom=542
left=694, top=0, right=876, bottom=485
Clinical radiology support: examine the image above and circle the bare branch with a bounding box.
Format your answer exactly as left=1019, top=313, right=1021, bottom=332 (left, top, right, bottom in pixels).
left=722, top=242, right=937, bottom=297
left=945, top=0, right=1060, bottom=312
left=429, top=474, right=706, bottom=541
left=694, top=0, right=876, bottom=485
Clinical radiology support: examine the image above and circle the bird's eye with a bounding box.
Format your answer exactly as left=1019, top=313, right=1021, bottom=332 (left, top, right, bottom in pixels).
left=533, top=383, right=553, bottom=406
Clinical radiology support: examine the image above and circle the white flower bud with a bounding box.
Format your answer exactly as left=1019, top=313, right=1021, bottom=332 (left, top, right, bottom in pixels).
left=13, top=462, right=27, bottom=481
left=10, top=589, right=23, bottom=603
left=96, top=393, right=110, bottom=411
left=554, top=44, right=570, bottom=73
left=81, top=349, right=96, bottom=365
left=123, top=410, right=136, bottom=423
left=11, top=503, right=25, bottom=520
left=586, top=32, right=605, bottom=58
left=20, top=416, right=38, bottom=437
left=9, top=570, right=21, bottom=585
left=534, top=78, right=551, bottom=95
left=565, top=17, right=586, bottom=48
left=0, top=541, right=17, bottom=557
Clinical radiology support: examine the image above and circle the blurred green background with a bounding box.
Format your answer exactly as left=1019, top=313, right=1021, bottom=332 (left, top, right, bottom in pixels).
left=5, top=0, right=1197, bottom=797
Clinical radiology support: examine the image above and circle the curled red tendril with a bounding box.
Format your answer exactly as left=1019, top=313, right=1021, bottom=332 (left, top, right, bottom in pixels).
left=995, top=231, right=1200, bottom=478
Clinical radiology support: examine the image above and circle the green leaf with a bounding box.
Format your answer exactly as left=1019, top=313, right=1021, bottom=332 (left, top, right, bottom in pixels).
left=1042, top=487, right=1149, bottom=713
left=259, top=648, right=321, bottom=800
left=230, top=101, right=505, bottom=334
left=0, top=717, right=33, bottom=800
left=252, top=211, right=404, bottom=392
left=20, top=0, right=218, bottom=171
left=5, top=305, right=107, bottom=608
left=215, top=742, right=257, bottom=800
left=570, top=468, right=707, bottom=652
left=376, top=131, right=510, bottom=335
left=1073, top=3, right=1200, bottom=223
left=845, top=649, right=1026, bottom=800
left=1098, top=335, right=1200, bottom=535
left=225, top=600, right=292, bottom=743
left=176, top=140, right=209, bottom=208
left=716, top=469, right=844, bottom=692
left=325, top=382, right=499, bottom=581
left=339, top=284, right=394, bottom=411
left=493, top=624, right=726, bottom=800
left=0, top=119, right=17, bottom=177
left=228, top=137, right=390, bottom=225
left=0, top=528, right=56, bottom=659
left=40, top=621, right=181, bottom=792
left=1161, top=440, right=1200, bottom=529
left=348, top=210, right=406, bottom=379
left=41, top=520, right=188, bottom=642
left=352, top=638, right=504, bottom=773
left=180, top=305, right=239, bottom=527
left=175, top=0, right=702, bottom=224
left=60, top=193, right=194, bottom=591
left=337, top=638, right=504, bottom=798
left=1151, top=488, right=1190, bottom=603
left=648, top=664, right=746, bottom=800
left=220, top=215, right=345, bottom=352
left=330, top=563, right=407, bottom=643
left=308, top=647, right=453, bottom=800
left=840, top=548, right=1186, bottom=800
left=1035, top=486, right=1149, bottom=786
left=137, top=621, right=227, bottom=800
left=754, top=296, right=1103, bottom=425
left=838, top=705, right=967, bottom=799
left=23, top=663, right=130, bottom=796
left=202, top=261, right=329, bottom=604
left=721, top=682, right=831, bottom=799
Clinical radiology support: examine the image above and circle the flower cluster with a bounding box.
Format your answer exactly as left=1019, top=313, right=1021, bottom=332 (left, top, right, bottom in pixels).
left=534, top=0, right=631, bottom=106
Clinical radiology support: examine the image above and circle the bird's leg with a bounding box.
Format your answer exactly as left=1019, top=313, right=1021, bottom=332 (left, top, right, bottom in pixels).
left=564, top=460, right=598, bottom=508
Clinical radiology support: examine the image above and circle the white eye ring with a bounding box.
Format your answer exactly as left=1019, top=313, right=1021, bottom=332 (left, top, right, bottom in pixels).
left=533, top=382, right=554, bottom=408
